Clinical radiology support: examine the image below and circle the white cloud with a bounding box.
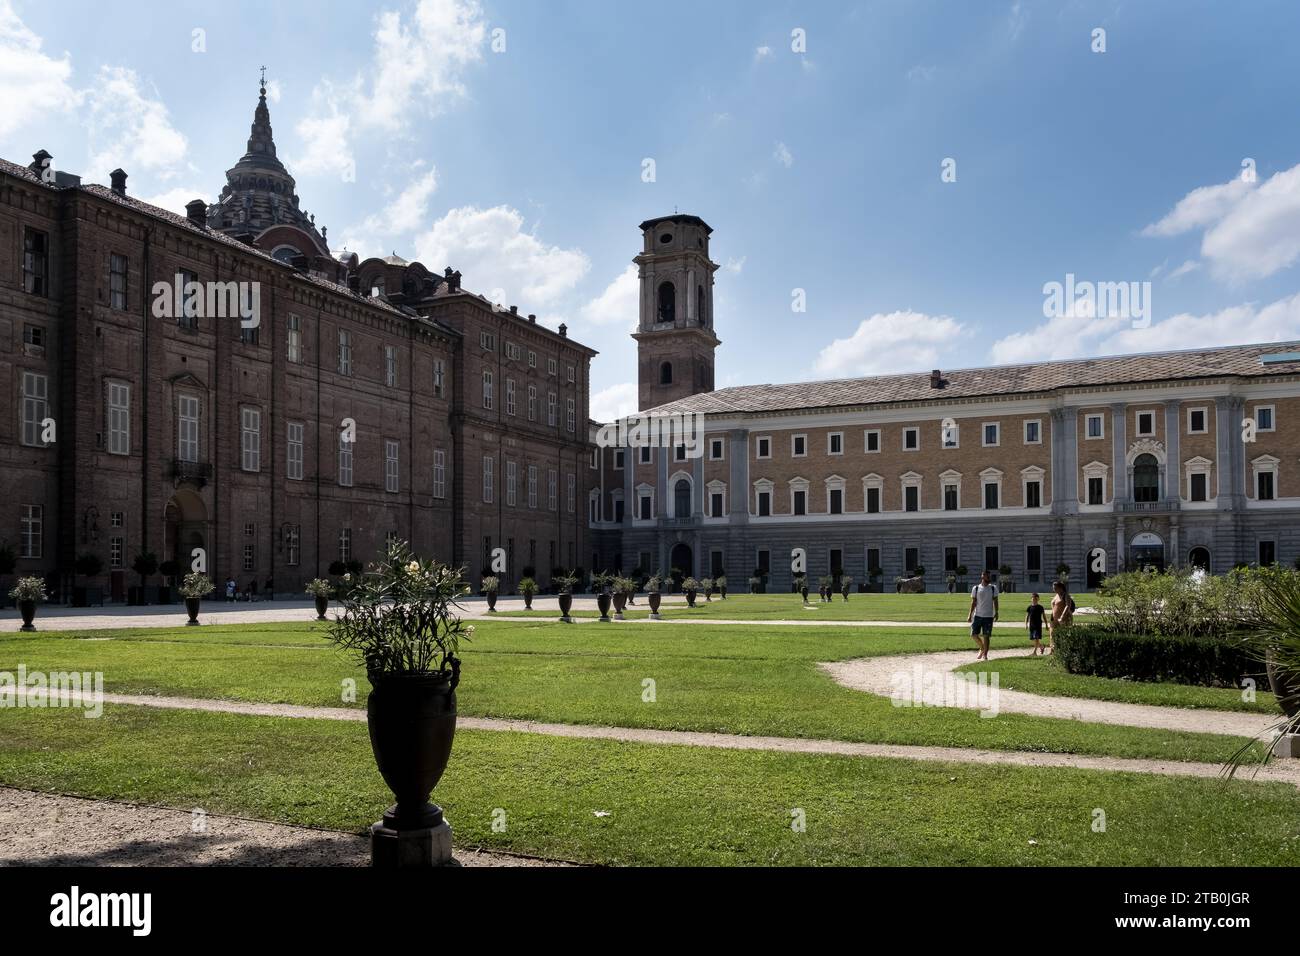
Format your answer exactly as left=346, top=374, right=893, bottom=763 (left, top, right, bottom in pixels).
left=580, top=265, right=639, bottom=327
left=591, top=382, right=639, bottom=423
left=773, top=141, right=793, bottom=168
left=264, top=79, right=283, bottom=103
left=0, top=0, right=75, bottom=139
left=907, top=64, right=936, bottom=82
left=137, top=186, right=210, bottom=216
left=413, top=205, right=589, bottom=307
left=1141, top=177, right=1254, bottom=238
left=989, top=293, right=1300, bottom=365
left=1167, top=259, right=1200, bottom=280
left=723, top=256, right=746, bottom=274
left=339, top=168, right=440, bottom=255
left=292, top=82, right=355, bottom=178
left=82, top=66, right=189, bottom=183
left=813, top=311, right=965, bottom=378
left=754, top=45, right=772, bottom=60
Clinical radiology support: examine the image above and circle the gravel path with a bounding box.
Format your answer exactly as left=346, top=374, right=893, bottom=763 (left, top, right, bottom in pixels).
left=15, top=686, right=1299, bottom=789
left=820, top=648, right=1277, bottom=738
left=0, top=787, right=568, bottom=866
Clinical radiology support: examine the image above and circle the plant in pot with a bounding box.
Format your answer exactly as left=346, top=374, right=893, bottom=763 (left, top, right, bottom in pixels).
left=131, top=551, right=159, bottom=606
left=73, top=552, right=104, bottom=607
left=612, top=575, right=635, bottom=620
left=682, top=576, right=701, bottom=608
left=752, top=567, right=767, bottom=594
left=700, top=577, right=715, bottom=601
left=955, top=564, right=969, bottom=591
left=818, top=575, right=832, bottom=602
left=555, top=571, right=578, bottom=622
left=481, top=575, right=500, bottom=613
left=645, top=573, right=663, bottom=620
left=592, top=571, right=614, bottom=621
left=998, top=563, right=1013, bottom=593
left=840, top=575, right=853, bottom=601
left=9, top=576, right=46, bottom=632
left=179, top=571, right=213, bottom=626
left=325, top=541, right=471, bottom=867
left=946, top=572, right=957, bottom=594
left=795, top=573, right=809, bottom=605
left=518, top=576, right=538, bottom=610
left=748, top=574, right=761, bottom=594
left=716, top=574, right=727, bottom=599
left=305, top=578, right=333, bottom=620
left=159, top=559, right=181, bottom=604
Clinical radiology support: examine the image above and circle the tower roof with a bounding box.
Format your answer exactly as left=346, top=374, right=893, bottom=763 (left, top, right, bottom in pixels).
left=639, top=213, right=712, bottom=235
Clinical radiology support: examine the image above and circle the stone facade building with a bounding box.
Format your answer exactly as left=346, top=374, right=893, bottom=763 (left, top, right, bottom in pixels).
left=0, top=85, right=594, bottom=601
left=594, top=214, right=1300, bottom=591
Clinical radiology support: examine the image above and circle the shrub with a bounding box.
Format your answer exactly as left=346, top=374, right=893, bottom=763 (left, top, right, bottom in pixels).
left=480, top=575, right=500, bottom=594
left=682, top=576, right=701, bottom=592
left=305, top=578, right=333, bottom=598
left=8, top=576, right=47, bottom=603
left=645, top=574, right=663, bottom=593
left=179, top=572, right=214, bottom=600
left=1055, top=625, right=1260, bottom=688
left=517, top=577, right=538, bottom=596
left=1093, top=569, right=1260, bottom=639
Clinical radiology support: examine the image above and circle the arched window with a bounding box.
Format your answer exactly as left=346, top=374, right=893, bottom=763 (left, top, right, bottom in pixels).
left=1133, top=454, right=1159, bottom=502
left=657, top=282, right=675, bottom=324
left=696, top=285, right=706, bottom=326
left=660, top=361, right=673, bottom=385
left=1189, top=547, right=1210, bottom=571
left=674, top=479, right=691, bottom=518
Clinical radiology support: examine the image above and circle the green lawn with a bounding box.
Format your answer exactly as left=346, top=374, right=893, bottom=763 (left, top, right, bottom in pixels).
left=0, top=618, right=1262, bottom=763
left=955, top=655, right=1277, bottom=713
left=498, top=590, right=1094, bottom=622
left=0, top=705, right=1295, bottom=866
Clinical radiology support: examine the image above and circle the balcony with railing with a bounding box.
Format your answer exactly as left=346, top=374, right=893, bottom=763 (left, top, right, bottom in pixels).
left=1116, top=498, right=1180, bottom=514
left=172, top=460, right=213, bottom=487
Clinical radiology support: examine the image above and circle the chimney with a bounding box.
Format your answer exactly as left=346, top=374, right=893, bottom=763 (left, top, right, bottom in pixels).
left=930, top=369, right=943, bottom=389
left=109, top=168, right=128, bottom=196
left=528, top=314, right=536, bottom=324
left=347, top=275, right=361, bottom=294
left=559, top=323, right=568, bottom=338
left=185, top=199, right=207, bottom=226
left=509, top=305, right=518, bottom=315
left=29, top=149, right=52, bottom=176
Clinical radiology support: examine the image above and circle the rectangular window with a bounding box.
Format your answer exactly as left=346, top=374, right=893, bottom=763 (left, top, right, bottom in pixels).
left=1087, top=476, right=1104, bottom=505
left=1256, top=405, right=1275, bottom=432
left=983, top=482, right=1000, bottom=510
left=243, top=543, right=255, bottom=572
left=482, top=370, right=494, bottom=409
left=945, top=546, right=959, bottom=573
left=615, top=450, right=626, bottom=469
left=1086, top=413, right=1104, bottom=439
left=1025, top=480, right=1042, bottom=508
left=1188, top=407, right=1207, bottom=434
left=287, top=422, right=304, bottom=480
left=1024, top=420, right=1041, bottom=444
left=433, top=449, right=446, bottom=498
left=829, top=488, right=843, bottom=514
left=338, top=528, right=352, bottom=564
left=506, top=379, right=516, bottom=416
left=828, top=432, right=843, bottom=455
left=22, top=324, right=45, bottom=355
left=20, top=504, right=42, bottom=558
left=567, top=473, right=576, bottom=513
left=639, top=495, right=652, bottom=520
left=984, top=546, right=1000, bottom=573
left=548, top=392, right=557, bottom=427
left=110, top=253, right=128, bottom=310
left=178, top=395, right=200, bottom=462
left=23, top=228, right=49, bottom=296
left=548, top=358, right=557, bottom=376
left=433, top=359, right=445, bottom=397
left=904, top=486, right=919, bottom=512
left=177, top=268, right=199, bottom=329
left=338, top=434, right=354, bottom=487
left=1260, top=540, right=1277, bottom=566
left=107, top=382, right=130, bottom=455
left=480, top=330, right=496, bottom=351
left=1027, top=545, right=1042, bottom=573
left=709, top=439, right=724, bottom=461
left=792, top=435, right=807, bottom=457
left=240, top=319, right=259, bottom=346
left=483, top=456, right=494, bottom=503
left=905, top=548, right=919, bottom=574
left=527, top=465, right=538, bottom=508
left=287, top=315, right=302, bottom=363
left=757, top=491, right=771, bottom=517
left=21, top=372, right=49, bottom=447
left=385, top=345, right=398, bottom=387
left=244, top=522, right=256, bottom=537
left=385, top=440, right=400, bottom=493
left=110, top=536, right=124, bottom=569
left=1258, top=471, right=1275, bottom=501
left=548, top=469, right=557, bottom=511
left=711, top=492, right=724, bottom=517
left=866, top=487, right=881, bottom=513
left=944, top=484, right=958, bottom=511
left=903, top=427, right=919, bottom=451
left=982, top=423, right=1000, bottom=447
left=286, top=526, right=300, bottom=567
left=639, top=445, right=652, bottom=464
left=1190, top=472, right=1207, bottom=502
left=527, top=385, right=537, bottom=421
left=110, top=512, right=123, bottom=528
left=1136, top=411, right=1155, bottom=436
left=338, top=330, right=352, bottom=375
left=528, top=350, right=537, bottom=368
left=241, top=407, right=261, bottom=472
left=567, top=397, right=576, bottom=432
left=756, top=436, right=771, bottom=459
left=865, top=430, right=880, bottom=453
left=793, top=489, right=806, bottom=515
left=507, top=461, right=518, bottom=506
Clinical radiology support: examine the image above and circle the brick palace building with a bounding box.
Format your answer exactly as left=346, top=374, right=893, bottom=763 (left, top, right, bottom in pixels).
left=591, top=214, right=1300, bottom=591
left=1, top=83, right=594, bottom=602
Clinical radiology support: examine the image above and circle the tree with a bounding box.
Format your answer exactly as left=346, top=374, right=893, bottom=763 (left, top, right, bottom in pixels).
left=132, top=551, right=159, bottom=587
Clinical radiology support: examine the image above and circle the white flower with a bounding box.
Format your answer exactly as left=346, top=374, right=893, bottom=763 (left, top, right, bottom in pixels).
left=407, top=561, right=421, bottom=573
left=343, top=573, right=352, bottom=581
left=464, top=625, right=476, bottom=637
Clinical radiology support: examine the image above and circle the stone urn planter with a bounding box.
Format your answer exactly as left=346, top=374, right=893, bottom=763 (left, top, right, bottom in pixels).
left=185, top=597, right=202, bottom=626
left=1267, top=650, right=1300, bottom=718
left=685, top=589, right=697, bottom=608
left=558, top=590, right=574, bottom=623
left=18, top=599, right=37, bottom=632
left=613, top=592, right=627, bottom=621
left=841, top=585, right=850, bottom=601
left=648, top=591, right=662, bottom=620
left=486, top=592, right=498, bottom=612
left=315, top=595, right=329, bottom=620
left=800, top=585, right=809, bottom=604
left=719, top=584, right=727, bottom=599
left=523, top=593, right=533, bottom=610
left=597, top=591, right=612, bottom=622
left=367, top=667, right=459, bottom=841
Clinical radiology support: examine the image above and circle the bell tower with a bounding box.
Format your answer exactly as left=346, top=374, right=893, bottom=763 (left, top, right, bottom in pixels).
left=632, top=214, right=721, bottom=411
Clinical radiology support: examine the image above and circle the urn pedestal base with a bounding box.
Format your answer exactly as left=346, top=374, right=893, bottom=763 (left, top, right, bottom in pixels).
left=371, top=808, right=456, bottom=867
left=1271, top=733, right=1300, bottom=759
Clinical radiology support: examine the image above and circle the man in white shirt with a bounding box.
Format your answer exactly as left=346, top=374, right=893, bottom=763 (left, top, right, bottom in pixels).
left=966, top=570, right=999, bottom=660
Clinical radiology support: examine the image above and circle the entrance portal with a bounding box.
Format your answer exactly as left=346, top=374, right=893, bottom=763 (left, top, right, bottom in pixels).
left=1129, top=531, right=1165, bottom=572
left=164, top=489, right=209, bottom=582
left=669, top=542, right=693, bottom=586
left=1086, top=548, right=1107, bottom=590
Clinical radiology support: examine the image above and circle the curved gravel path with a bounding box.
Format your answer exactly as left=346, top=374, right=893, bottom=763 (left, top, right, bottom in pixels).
left=820, top=648, right=1276, bottom=738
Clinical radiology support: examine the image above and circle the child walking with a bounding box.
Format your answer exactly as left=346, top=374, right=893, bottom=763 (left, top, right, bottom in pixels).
left=1025, top=592, right=1046, bottom=656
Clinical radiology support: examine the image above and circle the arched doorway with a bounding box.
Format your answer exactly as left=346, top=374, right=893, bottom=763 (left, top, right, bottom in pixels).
left=164, top=489, right=208, bottom=582
left=669, top=542, right=693, bottom=586
left=1130, top=531, right=1164, bottom=572
left=1133, top=453, right=1160, bottom=502
left=1189, top=547, right=1210, bottom=572
left=1086, top=547, right=1107, bottom=590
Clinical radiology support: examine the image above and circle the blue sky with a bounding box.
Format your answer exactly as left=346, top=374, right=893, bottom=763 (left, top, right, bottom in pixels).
left=4, top=0, right=1300, bottom=419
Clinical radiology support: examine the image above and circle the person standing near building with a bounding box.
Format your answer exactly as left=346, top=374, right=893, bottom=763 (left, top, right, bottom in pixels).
left=967, top=570, right=999, bottom=661
left=225, top=577, right=237, bottom=602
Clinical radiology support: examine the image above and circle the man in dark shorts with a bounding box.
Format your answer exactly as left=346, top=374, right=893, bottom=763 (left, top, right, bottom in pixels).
left=966, top=570, right=999, bottom=660
left=1025, top=592, right=1047, bottom=655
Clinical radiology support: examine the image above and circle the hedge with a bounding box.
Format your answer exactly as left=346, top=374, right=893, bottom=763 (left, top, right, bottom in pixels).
left=1055, top=626, right=1264, bottom=688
